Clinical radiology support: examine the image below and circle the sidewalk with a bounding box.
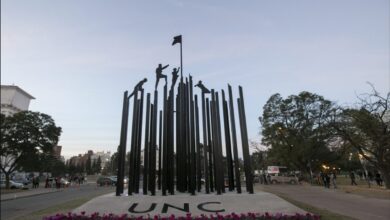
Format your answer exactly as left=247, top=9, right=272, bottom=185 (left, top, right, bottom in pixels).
left=1, top=187, right=63, bottom=201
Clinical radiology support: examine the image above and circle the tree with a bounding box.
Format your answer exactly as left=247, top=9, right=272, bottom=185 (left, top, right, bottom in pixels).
left=332, top=86, right=390, bottom=188
left=95, top=156, right=102, bottom=174
left=110, top=152, right=118, bottom=175
left=250, top=140, right=268, bottom=171
left=0, top=111, right=61, bottom=188
left=86, top=155, right=92, bottom=175
left=259, top=92, right=338, bottom=174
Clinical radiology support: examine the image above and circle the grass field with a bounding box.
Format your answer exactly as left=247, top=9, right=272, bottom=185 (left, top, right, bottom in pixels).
left=273, top=193, right=357, bottom=220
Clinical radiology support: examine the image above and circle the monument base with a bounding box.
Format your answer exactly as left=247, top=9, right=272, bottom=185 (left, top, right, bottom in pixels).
left=74, top=190, right=306, bottom=217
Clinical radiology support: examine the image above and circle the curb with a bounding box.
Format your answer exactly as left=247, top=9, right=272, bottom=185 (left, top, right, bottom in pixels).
left=1, top=189, right=63, bottom=202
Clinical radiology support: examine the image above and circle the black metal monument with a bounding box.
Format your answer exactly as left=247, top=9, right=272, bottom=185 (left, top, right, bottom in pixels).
left=116, top=35, right=253, bottom=196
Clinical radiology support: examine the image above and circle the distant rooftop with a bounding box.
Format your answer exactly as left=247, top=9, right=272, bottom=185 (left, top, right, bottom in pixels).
left=1, top=85, right=35, bottom=99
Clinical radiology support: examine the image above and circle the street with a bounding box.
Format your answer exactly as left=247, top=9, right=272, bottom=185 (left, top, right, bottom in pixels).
left=1, top=184, right=114, bottom=220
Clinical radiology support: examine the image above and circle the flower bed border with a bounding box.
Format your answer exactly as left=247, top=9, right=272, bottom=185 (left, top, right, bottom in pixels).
left=44, top=212, right=320, bottom=220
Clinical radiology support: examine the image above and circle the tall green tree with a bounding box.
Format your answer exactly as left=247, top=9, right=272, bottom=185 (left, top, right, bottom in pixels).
left=110, top=152, right=118, bottom=174
left=332, top=86, right=390, bottom=188
left=86, top=155, right=92, bottom=175
left=260, top=92, right=338, bottom=173
left=0, top=111, right=61, bottom=188
left=95, top=156, right=102, bottom=174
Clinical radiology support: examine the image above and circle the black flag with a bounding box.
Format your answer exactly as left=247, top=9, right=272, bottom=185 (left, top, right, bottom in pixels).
left=172, top=35, right=182, bottom=45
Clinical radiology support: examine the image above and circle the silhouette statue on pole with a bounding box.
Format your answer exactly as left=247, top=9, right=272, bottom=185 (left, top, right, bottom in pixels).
left=116, top=35, right=254, bottom=196
left=155, top=64, right=169, bottom=89
left=195, top=80, right=211, bottom=94
left=129, top=78, right=147, bottom=98
left=171, top=67, right=180, bottom=89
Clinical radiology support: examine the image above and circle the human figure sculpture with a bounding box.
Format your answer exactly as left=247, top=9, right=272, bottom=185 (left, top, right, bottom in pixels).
left=195, top=80, right=211, bottom=94
left=155, top=63, right=169, bottom=89
left=129, top=78, right=147, bottom=98
left=171, top=67, right=180, bottom=89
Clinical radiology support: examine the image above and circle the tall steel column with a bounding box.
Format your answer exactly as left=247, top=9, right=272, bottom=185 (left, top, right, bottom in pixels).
left=228, top=85, right=241, bottom=193
left=237, top=86, right=254, bottom=194
left=116, top=91, right=129, bottom=196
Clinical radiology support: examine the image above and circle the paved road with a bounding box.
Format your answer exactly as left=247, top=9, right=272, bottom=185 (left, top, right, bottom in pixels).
left=1, top=184, right=114, bottom=220
left=256, top=184, right=390, bottom=220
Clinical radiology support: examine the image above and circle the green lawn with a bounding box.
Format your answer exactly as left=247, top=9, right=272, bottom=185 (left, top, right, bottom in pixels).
left=15, top=196, right=92, bottom=220
left=273, top=192, right=357, bottom=220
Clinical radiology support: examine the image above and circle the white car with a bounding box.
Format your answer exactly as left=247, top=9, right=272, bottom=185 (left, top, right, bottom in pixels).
left=0, top=180, right=28, bottom=189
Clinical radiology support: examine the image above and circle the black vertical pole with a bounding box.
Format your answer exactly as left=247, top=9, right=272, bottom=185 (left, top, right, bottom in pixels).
left=206, top=98, right=214, bottom=192
left=150, top=90, right=158, bottom=195
left=195, top=95, right=202, bottom=192
left=185, top=79, right=190, bottom=192
left=237, top=86, right=253, bottom=194
left=135, top=89, right=144, bottom=193
left=133, top=99, right=141, bottom=193
left=162, top=85, right=168, bottom=196
left=228, top=85, right=241, bottom=193
left=210, top=90, right=221, bottom=195
left=189, top=76, right=196, bottom=195
left=201, top=92, right=209, bottom=194
left=128, top=91, right=138, bottom=194
left=143, top=93, right=151, bottom=195
left=116, top=91, right=129, bottom=196
left=158, top=110, right=162, bottom=190
left=222, top=90, right=234, bottom=191
left=175, top=92, right=181, bottom=192
left=215, top=92, right=225, bottom=193
left=149, top=104, right=155, bottom=193
left=168, top=89, right=175, bottom=195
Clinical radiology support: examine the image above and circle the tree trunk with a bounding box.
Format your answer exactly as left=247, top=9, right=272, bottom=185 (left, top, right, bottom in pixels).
left=379, top=167, right=390, bottom=189
left=5, top=173, right=10, bottom=189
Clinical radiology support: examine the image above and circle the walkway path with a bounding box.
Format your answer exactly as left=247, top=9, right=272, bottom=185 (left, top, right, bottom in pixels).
left=256, top=184, right=390, bottom=220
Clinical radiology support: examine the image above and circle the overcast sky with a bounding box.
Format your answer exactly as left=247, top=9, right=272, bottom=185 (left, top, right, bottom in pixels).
left=2, top=0, right=389, bottom=159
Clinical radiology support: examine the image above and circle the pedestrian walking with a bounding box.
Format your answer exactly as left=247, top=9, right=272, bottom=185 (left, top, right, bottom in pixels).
left=331, top=171, right=337, bottom=189
left=263, top=173, right=268, bottom=185
left=320, top=172, right=326, bottom=187
left=350, top=171, right=357, bottom=185
left=324, top=173, right=330, bottom=188
left=33, top=177, right=38, bottom=188
left=375, top=172, right=382, bottom=186
left=45, top=177, right=49, bottom=188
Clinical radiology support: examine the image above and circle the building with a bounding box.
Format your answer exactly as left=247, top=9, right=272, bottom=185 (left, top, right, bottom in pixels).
left=52, top=145, right=62, bottom=160
left=1, top=85, right=35, bottom=116
left=68, top=150, right=111, bottom=171
left=91, top=151, right=111, bottom=170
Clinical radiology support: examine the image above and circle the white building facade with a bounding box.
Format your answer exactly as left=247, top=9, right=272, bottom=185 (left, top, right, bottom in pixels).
left=91, top=151, right=111, bottom=170
left=1, top=85, right=35, bottom=116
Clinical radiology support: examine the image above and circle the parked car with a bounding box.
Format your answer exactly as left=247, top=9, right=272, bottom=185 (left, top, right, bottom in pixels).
left=97, top=176, right=116, bottom=186
left=107, top=176, right=128, bottom=185
left=270, top=173, right=298, bottom=184
left=12, top=177, right=31, bottom=186
left=0, top=180, right=28, bottom=189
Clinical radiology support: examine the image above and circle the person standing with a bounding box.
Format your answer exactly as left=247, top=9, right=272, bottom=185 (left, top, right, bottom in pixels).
left=350, top=171, right=357, bottom=185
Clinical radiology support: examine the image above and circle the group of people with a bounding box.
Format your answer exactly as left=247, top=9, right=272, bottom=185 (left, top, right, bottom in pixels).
left=318, top=171, right=338, bottom=189
left=259, top=173, right=272, bottom=184
left=350, top=171, right=384, bottom=186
